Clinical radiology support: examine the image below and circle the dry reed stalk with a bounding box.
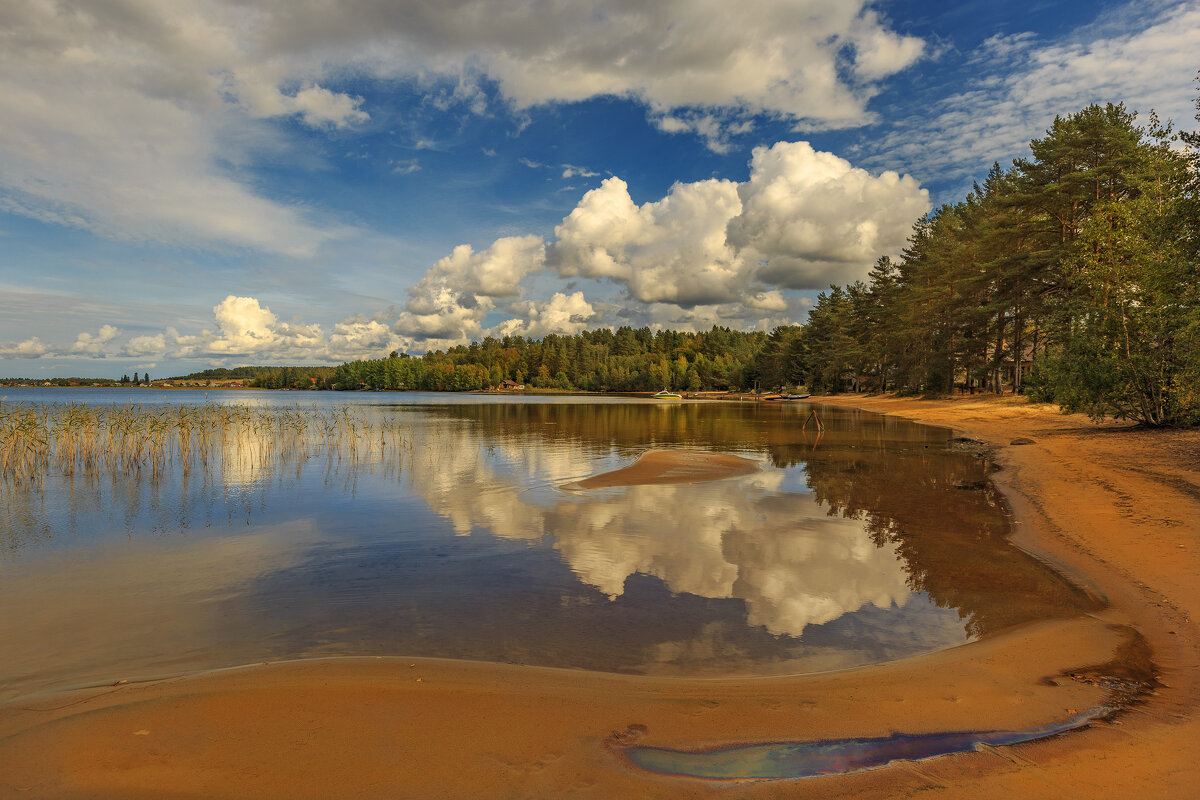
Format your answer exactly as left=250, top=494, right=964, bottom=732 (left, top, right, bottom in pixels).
left=0, top=402, right=407, bottom=490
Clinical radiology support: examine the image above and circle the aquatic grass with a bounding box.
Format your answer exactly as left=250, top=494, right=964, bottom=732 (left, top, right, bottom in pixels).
left=0, top=402, right=408, bottom=489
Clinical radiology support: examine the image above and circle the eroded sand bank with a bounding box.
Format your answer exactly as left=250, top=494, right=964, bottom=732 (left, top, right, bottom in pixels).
left=1, top=397, right=1197, bottom=798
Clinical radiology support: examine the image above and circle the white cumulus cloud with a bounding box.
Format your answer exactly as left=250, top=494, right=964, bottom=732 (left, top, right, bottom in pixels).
left=123, top=334, right=167, bottom=357
left=70, top=325, right=122, bottom=356
left=328, top=314, right=407, bottom=360
left=210, top=295, right=283, bottom=354
left=417, top=235, right=547, bottom=299
left=380, top=139, right=926, bottom=347
left=287, top=84, right=370, bottom=128
left=1, top=133, right=930, bottom=363
left=159, top=295, right=326, bottom=358
left=393, top=285, right=492, bottom=345
left=0, top=0, right=925, bottom=256
left=391, top=235, right=548, bottom=347
left=551, top=142, right=929, bottom=306
left=730, top=142, right=930, bottom=289
left=553, top=176, right=746, bottom=306
left=491, top=292, right=598, bottom=339
left=448, top=0, right=924, bottom=129
left=0, top=1, right=355, bottom=255
left=0, top=336, right=49, bottom=359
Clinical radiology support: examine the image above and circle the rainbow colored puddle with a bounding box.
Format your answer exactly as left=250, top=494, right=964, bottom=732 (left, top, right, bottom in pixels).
left=616, top=707, right=1109, bottom=780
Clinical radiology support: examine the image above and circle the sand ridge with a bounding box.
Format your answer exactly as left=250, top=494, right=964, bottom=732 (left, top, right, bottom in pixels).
left=564, top=448, right=761, bottom=490
left=0, top=395, right=1196, bottom=798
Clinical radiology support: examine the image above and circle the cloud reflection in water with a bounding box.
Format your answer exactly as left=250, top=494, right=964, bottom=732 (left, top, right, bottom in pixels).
left=404, top=425, right=914, bottom=639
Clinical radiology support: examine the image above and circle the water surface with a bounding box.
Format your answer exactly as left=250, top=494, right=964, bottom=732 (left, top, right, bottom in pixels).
left=0, top=390, right=1096, bottom=700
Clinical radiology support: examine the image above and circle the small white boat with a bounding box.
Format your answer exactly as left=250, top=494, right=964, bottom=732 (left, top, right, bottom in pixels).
left=653, top=389, right=683, bottom=399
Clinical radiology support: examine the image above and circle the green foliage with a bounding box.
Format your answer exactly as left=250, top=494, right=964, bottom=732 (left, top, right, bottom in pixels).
left=333, top=327, right=768, bottom=393
left=800, top=97, right=1200, bottom=425
left=169, top=367, right=265, bottom=381
left=167, top=365, right=338, bottom=389
left=1046, top=115, right=1200, bottom=425
left=331, top=93, right=1200, bottom=426
left=0, top=377, right=126, bottom=387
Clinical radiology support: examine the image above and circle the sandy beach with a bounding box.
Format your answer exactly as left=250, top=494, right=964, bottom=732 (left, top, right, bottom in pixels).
left=1, top=395, right=1196, bottom=798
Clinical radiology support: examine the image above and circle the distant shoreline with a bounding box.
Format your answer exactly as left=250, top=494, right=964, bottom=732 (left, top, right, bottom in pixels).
left=0, top=383, right=786, bottom=401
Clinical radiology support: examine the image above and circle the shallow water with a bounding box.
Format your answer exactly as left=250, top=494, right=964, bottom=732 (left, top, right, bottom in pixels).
left=620, top=706, right=1109, bottom=780
left=0, top=389, right=1097, bottom=700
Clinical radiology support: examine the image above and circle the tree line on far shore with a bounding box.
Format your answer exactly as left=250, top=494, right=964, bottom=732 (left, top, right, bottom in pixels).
left=332, top=96, right=1199, bottom=426
left=168, top=366, right=339, bottom=388
left=7, top=101, right=1196, bottom=425
left=331, top=326, right=766, bottom=393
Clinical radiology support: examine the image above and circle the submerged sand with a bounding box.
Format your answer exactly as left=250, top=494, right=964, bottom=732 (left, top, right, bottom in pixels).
left=1, top=396, right=1197, bottom=798
left=565, top=449, right=760, bottom=489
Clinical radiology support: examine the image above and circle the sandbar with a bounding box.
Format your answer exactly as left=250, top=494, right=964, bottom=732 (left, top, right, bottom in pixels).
left=1, top=396, right=1197, bottom=798
left=565, top=449, right=760, bottom=489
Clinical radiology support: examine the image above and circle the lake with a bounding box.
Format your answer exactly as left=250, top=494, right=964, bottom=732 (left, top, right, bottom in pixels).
left=0, top=389, right=1096, bottom=701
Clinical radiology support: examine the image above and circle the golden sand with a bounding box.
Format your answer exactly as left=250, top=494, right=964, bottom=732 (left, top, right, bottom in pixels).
left=1, top=396, right=1197, bottom=798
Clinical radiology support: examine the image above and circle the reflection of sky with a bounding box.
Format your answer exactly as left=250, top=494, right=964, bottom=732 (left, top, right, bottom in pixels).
left=0, top=521, right=325, bottom=699
left=774, top=465, right=814, bottom=495
left=1, top=396, right=984, bottom=696
left=402, top=423, right=914, bottom=638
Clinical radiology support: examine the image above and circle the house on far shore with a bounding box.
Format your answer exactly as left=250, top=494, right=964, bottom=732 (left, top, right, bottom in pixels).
left=498, top=379, right=524, bottom=390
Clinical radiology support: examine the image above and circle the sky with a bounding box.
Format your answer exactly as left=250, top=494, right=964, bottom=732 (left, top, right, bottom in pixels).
left=1, top=0, right=1198, bottom=378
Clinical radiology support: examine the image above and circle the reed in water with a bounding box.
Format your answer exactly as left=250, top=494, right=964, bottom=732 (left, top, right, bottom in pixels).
left=0, top=402, right=407, bottom=488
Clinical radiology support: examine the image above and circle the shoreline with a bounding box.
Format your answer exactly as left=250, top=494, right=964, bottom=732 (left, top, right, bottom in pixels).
left=1, top=395, right=1197, bottom=797
left=812, top=394, right=1200, bottom=796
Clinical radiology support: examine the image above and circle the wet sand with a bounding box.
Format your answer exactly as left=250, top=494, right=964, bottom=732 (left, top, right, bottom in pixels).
left=565, top=449, right=760, bottom=489
left=1, top=396, right=1197, bottom=798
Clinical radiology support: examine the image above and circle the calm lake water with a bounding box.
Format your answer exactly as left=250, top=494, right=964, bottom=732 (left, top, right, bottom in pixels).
left=0, top=389, right=1096, bottom=700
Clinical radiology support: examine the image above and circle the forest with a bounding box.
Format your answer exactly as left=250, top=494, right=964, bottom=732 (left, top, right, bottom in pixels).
left=169, top=366, right=339, bottom=389
left=331, top=326, right=766, bottom=394
left=334, top=99, right=1199, bottom=426
left=793, top=100, right=1200, bottom=426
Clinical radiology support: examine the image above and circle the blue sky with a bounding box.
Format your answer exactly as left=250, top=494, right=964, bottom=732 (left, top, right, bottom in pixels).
left=1, top=0, right=1197, bottom=377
